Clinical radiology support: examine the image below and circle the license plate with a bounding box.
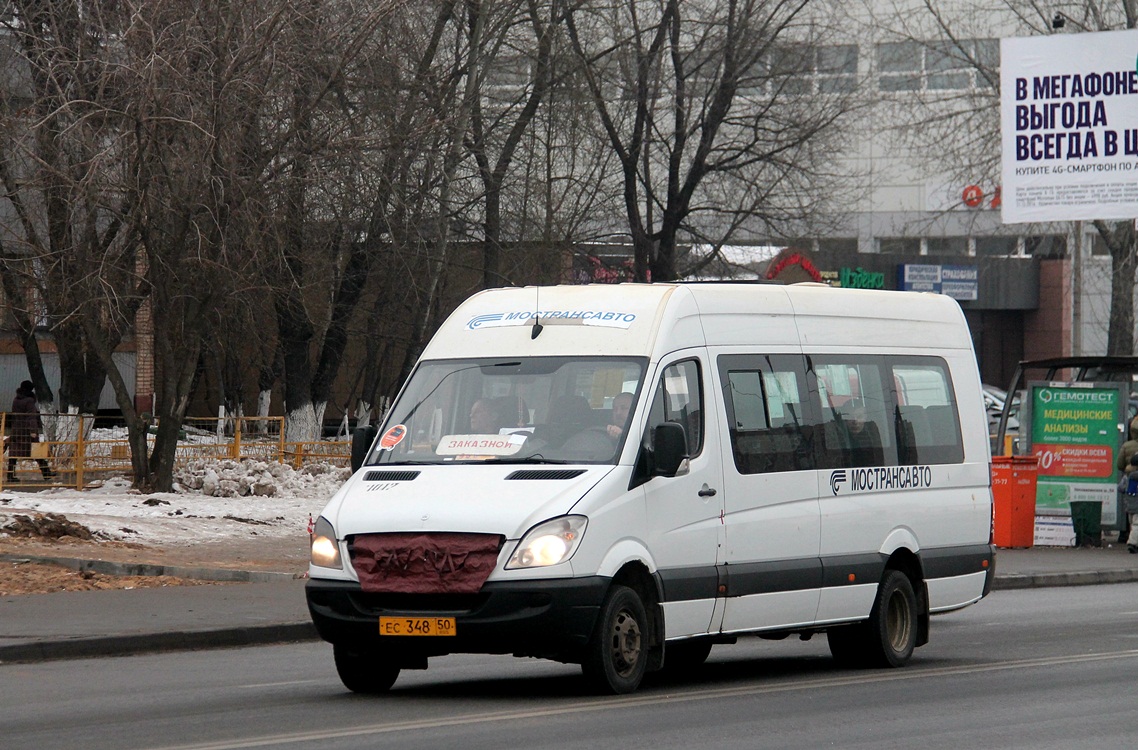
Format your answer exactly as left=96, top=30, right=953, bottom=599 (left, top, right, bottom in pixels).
left=379, top=616, right=456, bottom=636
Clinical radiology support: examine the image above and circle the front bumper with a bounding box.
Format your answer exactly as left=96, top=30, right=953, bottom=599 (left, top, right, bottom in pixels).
left=305, top=576, right=609, bottom=663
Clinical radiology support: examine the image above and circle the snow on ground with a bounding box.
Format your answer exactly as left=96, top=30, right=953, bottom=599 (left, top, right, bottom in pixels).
left=0, top=459, right=350, bottom=547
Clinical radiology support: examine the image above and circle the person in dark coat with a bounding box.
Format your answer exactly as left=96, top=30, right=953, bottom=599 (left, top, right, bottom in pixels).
left=7, top=380, right=54, bottom=481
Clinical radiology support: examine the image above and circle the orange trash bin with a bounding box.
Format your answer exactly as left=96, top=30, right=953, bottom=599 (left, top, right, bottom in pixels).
left=991, top=456, right=1038, bottom=548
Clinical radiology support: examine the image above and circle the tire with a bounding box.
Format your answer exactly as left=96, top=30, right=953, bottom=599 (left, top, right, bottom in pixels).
left=333, top=644, right=400, bottom=694
left=663, top=639, right=713, bottom=676
left=828, top=570, right=918, bottom=669
left=866, top=570, right=918, bottom=667
left=581, top=585, right=648, bottom=694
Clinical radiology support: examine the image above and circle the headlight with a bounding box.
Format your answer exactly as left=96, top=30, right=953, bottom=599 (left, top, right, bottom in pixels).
left=507, top=516, right=587, bottom=569
left=310, top=516, right=343, bottom=569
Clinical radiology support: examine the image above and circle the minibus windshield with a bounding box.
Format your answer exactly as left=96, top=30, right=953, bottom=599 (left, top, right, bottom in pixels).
left=369, top=356, right=647, bottom=465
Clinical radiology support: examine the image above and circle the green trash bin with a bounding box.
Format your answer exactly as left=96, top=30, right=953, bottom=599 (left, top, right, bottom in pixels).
left=1069, top=500, right=1102, bottom=548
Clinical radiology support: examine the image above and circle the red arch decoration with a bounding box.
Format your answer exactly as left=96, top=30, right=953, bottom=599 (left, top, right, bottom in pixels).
left=765, top=252, right=823, bottom=283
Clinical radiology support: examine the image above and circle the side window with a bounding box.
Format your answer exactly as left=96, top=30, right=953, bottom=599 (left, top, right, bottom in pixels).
left=718, top=354, right=813, bottom=475
left=813, top=359, right=894, bottom=468
left=892, top=361, right=964, bottom=464
left=646, top=360, right=703, bottom=457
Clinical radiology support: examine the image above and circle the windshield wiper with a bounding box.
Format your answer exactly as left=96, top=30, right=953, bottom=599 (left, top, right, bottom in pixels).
left=480, top=455, right=576, bottom=465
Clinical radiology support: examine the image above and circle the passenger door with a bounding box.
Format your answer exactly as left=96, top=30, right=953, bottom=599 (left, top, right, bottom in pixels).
left=715, top=353, right=822, bottom=633
left=639, top=354, right=726, bottom=638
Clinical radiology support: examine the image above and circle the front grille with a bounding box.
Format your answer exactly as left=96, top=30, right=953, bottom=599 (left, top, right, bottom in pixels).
left=363, top=470, right=420, bottom=482
left=505, top=469, right=586, bottom=480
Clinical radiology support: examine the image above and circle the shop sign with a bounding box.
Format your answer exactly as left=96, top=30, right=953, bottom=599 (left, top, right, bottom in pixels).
left=898, top=264, right=978, bottom=300
left=1026, top=382, right=1125, bottom=525
left=839, top=267, right=885, bottom=289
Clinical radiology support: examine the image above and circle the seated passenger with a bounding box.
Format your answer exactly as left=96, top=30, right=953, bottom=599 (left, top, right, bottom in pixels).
left=845, top=400, right=883, bottom=466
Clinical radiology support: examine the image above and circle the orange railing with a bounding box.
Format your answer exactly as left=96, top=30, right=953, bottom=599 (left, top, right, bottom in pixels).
left=0, top=413, right=350, bottom=490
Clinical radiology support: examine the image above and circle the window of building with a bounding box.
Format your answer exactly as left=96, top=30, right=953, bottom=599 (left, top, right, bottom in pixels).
left=877, top=39, right=997, bottom=92
left=926, top=237, right=969, bottom=256
left=485, top=55, right=531, bottom=89
left=877, top=41, right=921, bottom=91
left=1025, top=235, right=1067, bottom=258
left=745, top=44, right=858, bottom=97
left=717, top=354, right=813, bottom=475
left=878, top=238, right=920, bottom=255
left=817, top=238, right=858, bottom=254
left=974, top=236, right=1018, bottom=256
left=816, top=45, right=859, bottom=93
left=1090, top=234, right=1113, bottom=256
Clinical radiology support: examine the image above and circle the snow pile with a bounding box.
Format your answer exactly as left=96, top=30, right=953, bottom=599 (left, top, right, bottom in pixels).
left=175, top=458, right=350, bottom=498
left=0, top=459, right=351, bottom=546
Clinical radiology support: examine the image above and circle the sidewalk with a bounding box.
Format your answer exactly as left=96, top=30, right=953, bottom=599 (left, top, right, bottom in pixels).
left=2, top=543, right=1137, bottom=665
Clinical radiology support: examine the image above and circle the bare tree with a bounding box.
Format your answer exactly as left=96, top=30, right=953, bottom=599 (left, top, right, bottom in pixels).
left=105, top=0, right=389, bottom=486
left=564, top=0, right=857, bottom=281
left=0, top=1, right=143, bottom=425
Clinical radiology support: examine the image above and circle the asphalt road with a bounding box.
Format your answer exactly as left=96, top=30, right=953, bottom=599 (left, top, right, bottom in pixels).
left=5, top=583, right=1137, bottom=750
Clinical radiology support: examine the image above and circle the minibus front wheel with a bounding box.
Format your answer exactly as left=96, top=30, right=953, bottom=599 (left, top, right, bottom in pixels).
left=333, top=644, right=400, bottom=694
left=581, top=585, right=648, bottom=694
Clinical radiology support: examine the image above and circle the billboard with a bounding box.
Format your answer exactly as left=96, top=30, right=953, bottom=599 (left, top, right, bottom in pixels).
left=1024, top=382, right=1126, bottom=526
left=1000, top=30, right=1138, bottom=223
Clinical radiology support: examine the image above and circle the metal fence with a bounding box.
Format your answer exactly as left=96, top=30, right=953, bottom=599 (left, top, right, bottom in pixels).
left=0, top=413, right=351, bottom=490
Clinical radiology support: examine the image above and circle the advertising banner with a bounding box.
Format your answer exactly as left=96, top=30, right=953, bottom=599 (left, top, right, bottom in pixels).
left=1026, top=382, right=1126, bottom=525
left=897, top=264, right=979, bottom=300
left=1000, top=30, right=1138, bottom=223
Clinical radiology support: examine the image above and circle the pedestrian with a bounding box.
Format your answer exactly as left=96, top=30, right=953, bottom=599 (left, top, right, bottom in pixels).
left=1126, top=453, right=1138, bottom=554
left=1117, top=416, right=1138, bottom=548
left=7, top=380, right=55, bottom=482
left=1119, top=416, right=1138, bottom=472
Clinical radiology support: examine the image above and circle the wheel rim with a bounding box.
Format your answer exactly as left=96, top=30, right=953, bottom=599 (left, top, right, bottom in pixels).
left=885, top=589, right=913, bottom=652
left=608, top=608, right=642, bottom=677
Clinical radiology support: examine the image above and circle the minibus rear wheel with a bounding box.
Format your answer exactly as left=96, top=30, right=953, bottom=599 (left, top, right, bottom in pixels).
left=333, top=644, right=400, bottom=694
left=582, top=585, right=648, bottom=694
left=866, top=569, right=918, bottom=667
left=827, top=570, right=918, bottom=668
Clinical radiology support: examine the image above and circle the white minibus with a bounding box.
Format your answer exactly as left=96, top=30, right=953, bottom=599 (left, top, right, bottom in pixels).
left=306, top=282, right=994, bottom=694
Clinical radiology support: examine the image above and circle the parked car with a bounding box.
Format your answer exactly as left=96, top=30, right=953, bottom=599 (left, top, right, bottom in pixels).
left=984, top=384, right=1019, bottom=454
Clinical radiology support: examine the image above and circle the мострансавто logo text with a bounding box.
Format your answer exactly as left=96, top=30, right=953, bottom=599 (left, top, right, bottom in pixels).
left=830, top=466, right=933, bottom=495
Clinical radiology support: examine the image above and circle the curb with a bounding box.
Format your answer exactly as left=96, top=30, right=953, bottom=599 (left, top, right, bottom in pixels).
left=0, top=622, right=319, bottom=664
left=990, top=568, right=1138, bottom=590
left=0, top=554, right=302, bottom=584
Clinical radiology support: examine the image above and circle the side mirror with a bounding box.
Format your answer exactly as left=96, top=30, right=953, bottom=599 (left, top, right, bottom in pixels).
left=351, top=425, right=379, bottom=473
left=652, top=422, right=689, bottom=477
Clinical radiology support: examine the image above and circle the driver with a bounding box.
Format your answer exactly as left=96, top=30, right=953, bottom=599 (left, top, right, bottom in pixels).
left=606, top=392, right=635, bottom=440
left=469, top=399, right=504, bottom=434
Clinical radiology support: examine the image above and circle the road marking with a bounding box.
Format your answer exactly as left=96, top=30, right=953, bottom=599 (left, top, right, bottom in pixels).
left=237, top=680, right=322, bottom=689
left=150, top=649, right=1138, bottom=750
